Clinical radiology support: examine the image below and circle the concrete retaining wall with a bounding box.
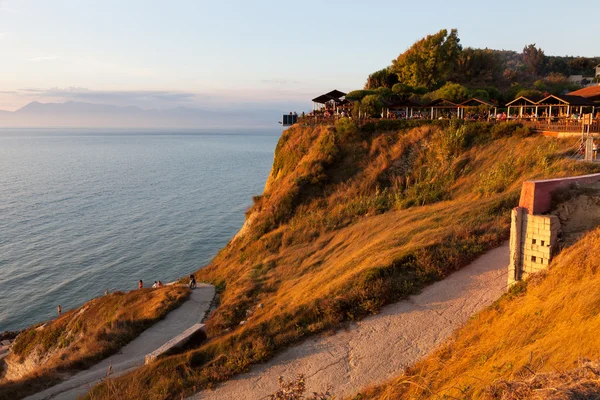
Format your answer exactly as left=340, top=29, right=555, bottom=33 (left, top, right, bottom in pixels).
left=144, top=323, right=206, bottom=364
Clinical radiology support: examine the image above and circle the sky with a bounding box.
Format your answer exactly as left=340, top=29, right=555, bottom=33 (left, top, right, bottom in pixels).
left=1, top=0, right=599, bottom=113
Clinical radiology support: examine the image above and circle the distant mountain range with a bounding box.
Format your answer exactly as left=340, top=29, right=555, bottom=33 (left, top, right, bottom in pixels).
left=0, top=101, right=281, bottom=128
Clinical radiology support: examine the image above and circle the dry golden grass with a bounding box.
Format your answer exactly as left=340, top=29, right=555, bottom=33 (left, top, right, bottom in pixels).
left=0, top=285, right=189, bottom=400
left=86, top=121, right=600, bottom=400
left=354, top=226, right=600, bottom=400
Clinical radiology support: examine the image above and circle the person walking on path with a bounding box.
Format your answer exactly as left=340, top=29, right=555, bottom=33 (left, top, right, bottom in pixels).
left=189, top=274, right=196, bottom=289
left=138, top=280, right=143, bottom=290
left=57, top=305, right=62, bottom=316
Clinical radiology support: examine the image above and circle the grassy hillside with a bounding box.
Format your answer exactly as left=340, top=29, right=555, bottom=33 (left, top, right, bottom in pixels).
left=0, top=285, right=189, bottom=400
left=355, top=225, right=600, bottom=399
left=87, top=120, right=600, bottom=400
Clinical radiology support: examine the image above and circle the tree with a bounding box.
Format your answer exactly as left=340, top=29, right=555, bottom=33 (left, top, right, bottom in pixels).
left=437, top=82, right=468, bottom=103
left=390, top=29, right=462, bottom=89
left=392, top=82, right=414, bottom=95
left=345, top=90, right=376, bottom=101
left=568, top=57, right=595, bottom=75
left=365, top=67, right=398, bottom=89
left=514, top=89, right=544, bottom=101
left=360, top=95, right=383, bottom=118
left=453, top=47, right=503, bottom=86
left=522, top=44, right=545, bottom=75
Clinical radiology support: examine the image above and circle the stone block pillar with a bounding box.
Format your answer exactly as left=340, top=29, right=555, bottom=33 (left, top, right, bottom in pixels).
left=508, top=207, right=524, bottom=287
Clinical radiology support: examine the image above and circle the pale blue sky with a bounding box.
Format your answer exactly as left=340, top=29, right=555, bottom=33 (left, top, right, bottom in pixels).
left=1, top=0, right=599, bottom=112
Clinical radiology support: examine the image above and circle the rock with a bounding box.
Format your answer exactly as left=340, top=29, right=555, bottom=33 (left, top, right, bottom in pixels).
left=257, top=303, right=264, bottom=309
left=239, top=320, right=246, bottom=326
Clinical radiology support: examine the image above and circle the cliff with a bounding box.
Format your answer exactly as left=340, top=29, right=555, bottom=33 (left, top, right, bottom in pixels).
left=85, top=120, right=600, bottom=400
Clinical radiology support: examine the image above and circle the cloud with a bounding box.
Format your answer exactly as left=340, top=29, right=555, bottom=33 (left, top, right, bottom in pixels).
left=0, top=0, right=22, bottom=14
left=10, top=87, right=199, bottom=110
left=29, top=55, right=62, bottom=62
left=2, top=85, right=313, bottom=114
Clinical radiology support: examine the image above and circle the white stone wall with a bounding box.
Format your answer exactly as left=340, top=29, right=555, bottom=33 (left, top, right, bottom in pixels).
left=508, top=208, right=560, bottom=287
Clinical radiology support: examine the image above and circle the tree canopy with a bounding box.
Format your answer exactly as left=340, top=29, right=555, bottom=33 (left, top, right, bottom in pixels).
left=391, top=29, right=462, bottom=89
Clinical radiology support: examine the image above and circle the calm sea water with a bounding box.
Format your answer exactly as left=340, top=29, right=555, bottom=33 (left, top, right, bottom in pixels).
left=0, top=129, right=280, bottom=332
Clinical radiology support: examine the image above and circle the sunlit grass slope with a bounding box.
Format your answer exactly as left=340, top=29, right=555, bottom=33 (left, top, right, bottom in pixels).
left=356, top=225, right=600, bottom=400
left=0, top=285, right=189, bottom=400
left=87, top=120, right=600, bottom=400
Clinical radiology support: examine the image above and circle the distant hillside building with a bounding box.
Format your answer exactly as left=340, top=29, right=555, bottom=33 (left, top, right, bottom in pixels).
left=596, top=63, right=600, bottom=78
left=567, top=75, right=593, bottom=86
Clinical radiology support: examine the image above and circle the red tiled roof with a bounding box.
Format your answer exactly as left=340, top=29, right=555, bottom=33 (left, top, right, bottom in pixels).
left=568, top=86, right=600, bottom=98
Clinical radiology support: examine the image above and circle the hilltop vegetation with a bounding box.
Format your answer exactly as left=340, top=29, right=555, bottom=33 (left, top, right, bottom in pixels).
left=356, top=225, right=600, bottom=399
left=0, top=285, right=189, bottom=400
left=87, top=120, right=600, bottom=400
left=351, top=29, right=600, bottom=114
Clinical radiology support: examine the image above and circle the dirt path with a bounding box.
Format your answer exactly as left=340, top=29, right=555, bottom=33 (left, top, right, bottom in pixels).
left=25, top=283, right=215, bottom=400
left=192, top=244, right=509, bottom=400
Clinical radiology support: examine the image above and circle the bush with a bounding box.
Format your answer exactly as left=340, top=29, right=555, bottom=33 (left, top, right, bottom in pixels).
left=360, top=95, right=383, bottom=118
left=345, top=90, right=376, bottom=101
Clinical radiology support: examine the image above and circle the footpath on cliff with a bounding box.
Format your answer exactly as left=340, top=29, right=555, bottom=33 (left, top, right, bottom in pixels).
left=25, top=283, right=215, bottom=400
left=191, top=244, right=509, bottom=400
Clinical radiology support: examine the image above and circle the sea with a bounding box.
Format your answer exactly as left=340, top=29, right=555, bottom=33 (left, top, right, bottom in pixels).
left=0, top=129, right=281, bottom=332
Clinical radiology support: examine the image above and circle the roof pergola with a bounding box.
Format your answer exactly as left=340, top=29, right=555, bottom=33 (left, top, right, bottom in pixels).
left=457, top=97, right=498, bottom=119
left=459, top=97, right=498, bottom=108
left=505, top=96, right=537, bottom=107
left=426, top=98, right=459, bottom=108
left=536, top=94, right=593, bottom=107
left=535, top=94, right=595, bottom=118
left=506, top=96, right=538, bottom=118
left=311, top=89, right=346, bottom=105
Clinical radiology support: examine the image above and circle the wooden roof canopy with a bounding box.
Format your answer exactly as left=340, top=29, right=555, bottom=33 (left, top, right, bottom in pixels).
left=458, top=97, right=498, bottom=108
left=425, top=98, right=459, bottom=107
left=535, top=94, right=594, bottom=106
left=505, top=96, right=537, bottom=107
left=311, top=89, right=347, bottom=104
left=382, top=97, right=423, bottom=108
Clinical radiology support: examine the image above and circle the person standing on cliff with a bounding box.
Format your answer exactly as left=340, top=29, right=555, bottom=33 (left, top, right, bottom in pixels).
left=189, top=274, right=196, bottom=289
left=57, top=305, right=62, bottom=316
left=138, top=280, right=143, bottom=289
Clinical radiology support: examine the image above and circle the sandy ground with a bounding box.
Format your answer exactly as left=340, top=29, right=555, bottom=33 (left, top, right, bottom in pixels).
left=192, top=243, right=509, bottom=400
left=25, top=283, right=215, bottom=400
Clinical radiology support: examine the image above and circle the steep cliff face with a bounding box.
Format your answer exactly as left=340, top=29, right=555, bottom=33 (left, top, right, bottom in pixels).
left=87, top=120, right=600, bottom=400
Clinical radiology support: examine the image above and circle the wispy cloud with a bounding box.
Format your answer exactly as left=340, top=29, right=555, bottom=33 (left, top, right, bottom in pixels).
left=1, top=86, right=311, bottom=113
left=29, top=55, right=62, bottom=62
left=0, top=0, right=22, bottom=14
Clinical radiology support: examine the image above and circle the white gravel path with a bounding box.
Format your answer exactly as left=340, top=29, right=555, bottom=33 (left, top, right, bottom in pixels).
left=192, top=243, right=509, bottom=400
left=25, top=283, right=215, bottom=400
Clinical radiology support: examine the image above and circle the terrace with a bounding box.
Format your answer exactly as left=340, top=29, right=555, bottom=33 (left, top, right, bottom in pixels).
left=298, top=89, right=600, bottom=134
